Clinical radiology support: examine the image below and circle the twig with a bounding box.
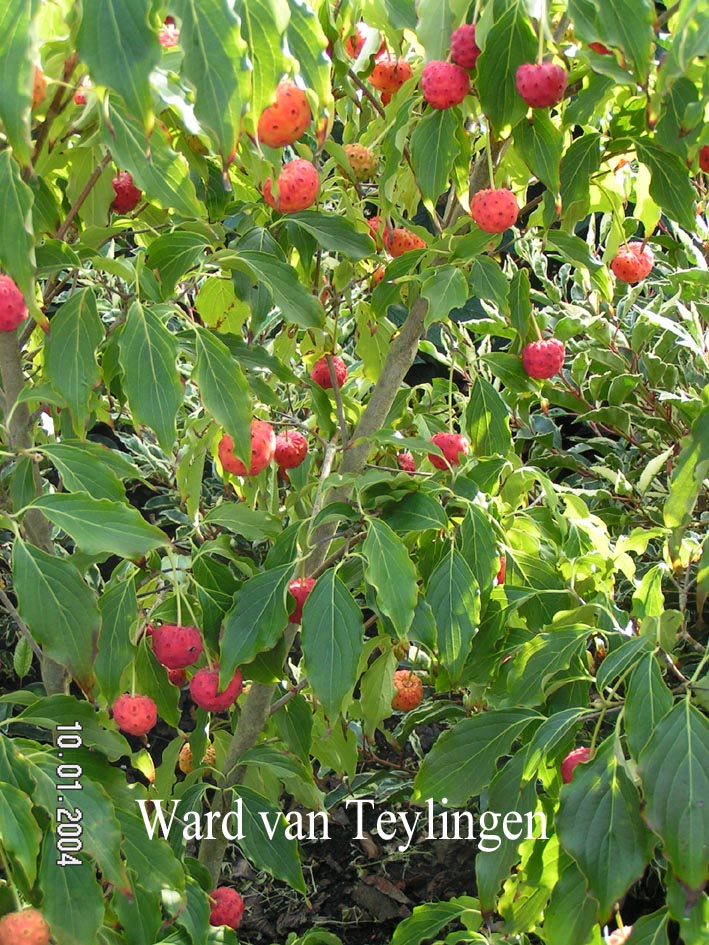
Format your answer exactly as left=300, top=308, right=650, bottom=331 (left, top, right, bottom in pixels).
left=55, top=150, right=112, bottom=240
left=270, top=680, right=308, bottom=715
left=0, top=588, right=42, bottom=660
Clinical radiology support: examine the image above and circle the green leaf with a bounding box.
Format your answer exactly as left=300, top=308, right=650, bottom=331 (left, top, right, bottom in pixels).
left=412, top=709, right=539, bottom=806
left=301, top=570, right=364, bottom=719
left=203, top=504, right=282, bottom=542
left=77, top=0, right=159, bottom=131
left=103, top=101, right=205, bottom=217
left=193, top=327, right=251, bottom=466
left=546, top=230, right=613, bottom=299
left=146, top=231, right=210, bottom=299
left=96, top=576, right=138, bottom=704
left=426, top=547, right=480, bottom=680
left=663, top=404, right=709, bottom=530
left=221, top=250, right=324, bottom=328
left=509, top=267, right=532, bottom=338
left=134, top=640, right=180, bottom=728
left=457, top=504, right=498, bottom=604
left=286, top=0, right=332, bottom=118
left=504, top=628, right=590, bottom=708
left=236, top=0, right=289, bottom=134
left=32, top=493, right=168, bottom=558
left=543, top=856, right=602, bottom=945
left=514, top=111, right=563, bottom=196
left=476, top=0, right=537, bottom=135
left=635, top=139, right=696, bottom=232
left=638, top=701, right=709, bottom=892
left=237, top=787, right=307, bottom=894
left=626, top=910, right=670, bottom=945
left=560, top=132, right=603, bottom=229
left=41, top=441, right=138, bottom=501
left=557, top=737, right=655, bottom=920
left=12, top=540, right=100, bottom=691
left=416, top=0, right=455, bottom=60
left=0, top=150, right=37, bottom=315
left=174, top=0, right=249, bottom=160
left=359, top=650, right=397, bottom=738
left=0, top=782, right=40, bottom=888
left=597, top=0, right=654, bottom=83
left=118, top=302, right=183, bottom=451
left=0, top=0, right=33, bottom=164
left=410, top=109, right=461, bottom=204
left=469, top=255, right=510, bottom=313
left=44, top=289, right=103, bottom=434
left=286, top=212, right=374, bottom=260
left=220, top=565, right=292, bottom=676
left=382, top=492, right=449, bottom=533
left=362, top=518, right=418, bottom=637
left=421, top=266, right=469, bottom=325
left=465, top=376, right=512, bottom=457
left=3, top=694, right=128, bottom=758
left=390, top=897, right=481, bottom=945
left=38, top=834, right=105, bottom=945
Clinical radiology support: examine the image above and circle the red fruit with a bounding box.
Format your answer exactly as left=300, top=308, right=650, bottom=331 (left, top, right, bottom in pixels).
left=450, top=23, right=481, bottom=69
left=515, top=62, right=568, bottom=108
left=368, top=215, right=383, bottom=248
left=310, top=354, right=347, bottom=390
left=521, top=338, right=565, bottom=379
left=383, top=227, right=426, bottom=256
left=110, top=171, right=142, bottom=214
left=470, top=187, right=519, bottom=233
left=288, top=577, right=316, bottom=623
left=561, top=746, right=591, bottom=783
left=209, top=887, right=244, bottom=930
left=420, top=60, right=470, bottom=109
left=112, top=693, right=158, bottom=736
left=589, top=41, right=612, bottom=55
left=168, top=668, right=187, bottom=687
left=151, top=624, right=204, bottom=669
left=190, top=665, right=244, bottom=712
left=699, top=145, right=709, bottom=173
left=275, top=430, right=308, bottom=470
left=32, top=67, right=47, bottom=109
left=264, top=158, right=319, bottom=213
left=397, top=451, right=416, bottom=472
left=218, top=419, right=276, bottom=477
left=381, top=91, right=392, bottom=106
left=344, top=143, right=378, bottom=181
left=74, top=88, right=86, bottom=105
left=495, top=555, right=507, bottom=585
left=0, top=275, right=28, bottom=331
left=0, top=908, right=50, bottom=945
left=158, top=19, right=180, bottom=47
left=369, top=55, right=412, bottom=94
left=610, top=242, right=654, bottom=284
left=428, top=432, right=470, bottom=470
left=372, top=264, right=386, bottom=285
left=344, top=24, right=385, bottom=59
left=391, top=670, right=423, bottom=711
left=257, top=80, right=311, bottom=148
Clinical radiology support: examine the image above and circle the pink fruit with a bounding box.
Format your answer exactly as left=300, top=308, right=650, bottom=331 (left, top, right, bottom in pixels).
left=288, top=577, right=316, bottom=623
left=0, top=275, right=28, bottom=331
left=521, top=338, right=565, bottom=379
left=392, top=670, right=423, bottom=711
left=344, top=24, right=385, bottom=59
left=189, top=665, right=244, bottom=712
left=420, top=60, right=470, bottom=109
left=397, top=451, right=416, bottom=472
left=112, top=693, right=158, bottom=736
left=151, top=624, right=203, bottom=670
left=561, top=746, right=591, bottom=783
left=218, top=420, right=276, bottom=477
left=167, top=668, right=187, bottom=687
left=515, top=62, right=568, bottom=108
left=450, top=23, right=481, bottom=69
left=428, top=432, right=470, bottom=470
left=382, top=226, right=426, bottom=256
left=610, top=242, right=654, bottom=284
left=158, top=17, right=179, bottom=47
left=310, top=354, right=347, bottom=390
left=110, top=171, right=142, bottom=214
left=264, top=158, right=319, bottom=213
left=0, top=908, right=50, bottom=945
left=369, top=55, right=412, bottom=94
left=470, top=187, right=519, bottom=233
left=257, top=80, right=311, bottom=148
left=274, top=430, right=308, bottom=470
left=209, top=887, right=244, bottom=929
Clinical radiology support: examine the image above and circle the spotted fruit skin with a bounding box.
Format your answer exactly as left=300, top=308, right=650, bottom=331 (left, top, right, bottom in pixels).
left=369, top=55, right=412, bottom=94
left=0, top=275, right=28, bottom=331
left=450, top=23, right=480, bottom=69
left=0, top=908, right=51, bottom=945
left=310, top=354, right=347, bottom=390
left=218, top=420, right=276, bottom=477
left=420, top=60, right=470, bottom=109
left=112, top=693, right=158, bottom=736
left=521, top=338, right=565, bottom=380
left=263, top=159, right=319, bottom=212
left=257, top=80, right=311, bottom=148
left=209, top=887, right=245, bottom=929
left=610, top=242, right=654, bottom=284
left=383, top=227, right=426, bottom=256
left=110, top=171, right=142, bottom=214
left=178, top=741, right=216, bottom=774
left=397, top=451, right=416, bottom=472
left=561, top=746, right=591, bottom=783
left=428, top=432, right=470, bottom=470
left=151, top=623, right=204, bottom=669
left=275, top=430, right=308, bottom=470
left=470, top=188, right=519, bottom=233
left=189, top=666, right=244, bottom=712
left=515, top=62, right=568, bottom=108
left=344, top=143, right=378, bottom=181
left=391, top=670, right=423, bottom=710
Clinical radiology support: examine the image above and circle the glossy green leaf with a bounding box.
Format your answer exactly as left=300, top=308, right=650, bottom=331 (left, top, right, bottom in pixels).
left=626, top=910, right=670, bottom=944
left=638, top=701, right=709, bottom=892
left=426, top=547, right=480, bottom=679
left=469, top=256, right=510, bottom=313
left=362, top=518, right=418, bottom=636
left=560, top=132, right=603, bottom=228
left=0, top=150, right=37, bottom=314
left=77, top=0, right=159, bottom=131
left=635, top=140, right=696, bottom=232
left=543, top=855, right=602, bottom=945
left=416, top=0, right=455, bottom=60
left=220, top=565, right=292, bottom=675
left=12, top=540, right=100, bottom=691
left=2, top=694, right=128, bottom=758
left=383, top=492, right=449, bottom=533
left=41, top=441, right=138, bottom=501
left=504, top=628, right=590, bottom=708
left=116, top=805, right=185, bottom=894
left=0, top=782, right=40, bottom=888
left=515, top=111, right=563, bottom=196
left=390, top=897, right=481, bottom=945
left=509, top=266, right=532, bottom=338
left=134, top=641, right=181, bottom=728
left=410, top=109, right=461, bottom=204
left=421, top=265, right=469, bottom=324
left=412, top=709, right=539, bottom=806
left=546, top=230, right=613, bottom=299
left=286, top=212, right=374, bottom=260
left=457, top=504, right=498, bottom=603
left=301, top=570, right=364, bottom=719
left=193, top=327, right=251, bottom=466
left=118, top=302, right=183, bottom=451
left=663, top=404, right=709, bottom=529
left=96, top=576, right=138, bottom=704
left=203, top=504, right=281, bottom=542
left=236, top=0, right=289, bottom=134
left=465, top=376, right=512, bottom=457
left=38, top=835, right=105, bottom=945
left=597, top=0, right=654, bottom=83
left=237, top=786, right=307, bottom=893
left=286, top=0, right=332, bottom=120
left=223, top=250, right=324, bottom=328
left=146, top=231, right=210, bottom=299
left=557, top=737, right=655, bottom=920
left=0, top=0, right=33, bottom=164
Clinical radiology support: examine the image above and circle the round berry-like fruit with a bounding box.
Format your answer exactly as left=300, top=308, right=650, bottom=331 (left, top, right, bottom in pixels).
left=561, top=746, right=591, bottom=784
left=428, top=432, right=470, bottom=470
left=0, top=275, right=28, bottom=332
left=112, top=693, right=158, bottom=736
left=391, top=670, right=423, bottom=711
left=310, top=354, right=347, bottom=390
left=168, top=668, right=187, bottom=687
left=699, top=145, right=709, bottom=173
left=110, top=171, right=142, bottom=214
left=275, top=430, right=308, bottom=470
left=450, top=23, right=481, bottom=69
left=264, top=158, right=319, bottom=213
left=218, top=419, right=276, bottom=477
left=397, top=451, right=416, bottom=472
left=209, top=887, right=244, bottom=930
left=420, top=60, right=470, bottom=109
left=521, top=338, right=565, bottom=380
left=515, top=62, right=568, bottom=109
left=344, top=143, right=378, bottom=181
left=372, top=264, right=386, bottom=285
left=0, top=907, right=51, bottom=945
left=190, top=665, right=244, bottom=712
left=344, top=23, right=385, bottom=59
left=151, top=623, right=204, bottom=670
left=32, top=66, right=47, bottom=109
left=610, top=242, right=654, bottom=284
left=369, top=55, right=412, bottom=94
left=383, top=226, right=426, bottom=256
left=178, top=741, right=217, bottom=774
left=257, top=80, right=311, bottom=148
left=288, top=577, right=316, bottom=624
left=470, top=187, right=519, bottom=233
